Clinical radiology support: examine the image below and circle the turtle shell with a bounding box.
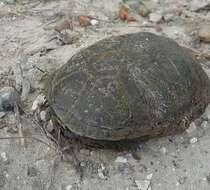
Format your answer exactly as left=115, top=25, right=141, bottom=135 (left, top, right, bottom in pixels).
left=46, top=32, right=210, bottom=141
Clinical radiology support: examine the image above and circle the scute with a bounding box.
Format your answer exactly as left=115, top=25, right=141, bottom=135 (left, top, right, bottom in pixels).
left=46, top=32, right=210, bottom=141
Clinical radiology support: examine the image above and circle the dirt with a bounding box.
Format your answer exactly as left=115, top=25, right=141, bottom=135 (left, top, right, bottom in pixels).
left=0, top=0, right=210, bottom=190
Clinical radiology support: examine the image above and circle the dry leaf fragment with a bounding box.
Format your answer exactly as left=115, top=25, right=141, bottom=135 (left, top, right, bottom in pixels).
left=78, top=15, right=91, bottom=27
left=119, top=5, right=136, bottom=22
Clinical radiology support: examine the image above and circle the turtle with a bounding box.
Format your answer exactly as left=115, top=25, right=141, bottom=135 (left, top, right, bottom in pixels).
left=45, top=32, right=210, bottom=145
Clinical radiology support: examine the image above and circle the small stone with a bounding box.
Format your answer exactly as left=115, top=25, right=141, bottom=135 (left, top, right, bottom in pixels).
left=198, top=25, right=210, bottom=43
left=146, top=173, right=153, bottom=180
left=31, top=94, right=46, bottom=111
left=27, top=166, right=38, bottom=177
left=46, top=120, right=54, bottom=133
left=90, top=19, right=99, bottom=26
left=149, top=12, right=163, bottom=23
left=190, top=137, right=198, bottom=144
left=66, top=185, right=72, bottom=190
left=0, top=86, right=19, bottom=112
left=0, top=152, right=7, bottom=162
left=186, top=122, right=197, bottom=133
left=98, top=170, right=106, bottom=179
left=160, top=147, right=167, bottom=154
left=139, top=3, right=151, bottom=17
left=98, top=164, right=108, bottom=180
left=135, top=180, right=150, bottom=190
left=201, top=121, right=208, bottom=128
left=0, top=112, right=6, bottom=119
left=115, top=156, right=127, bottom=163
left=40, top=110, right=50, bottom=122
left=7, top=113, right=16, bottom=125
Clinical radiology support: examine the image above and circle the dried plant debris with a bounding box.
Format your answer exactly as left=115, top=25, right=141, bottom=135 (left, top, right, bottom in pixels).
left=119, top=5, right=136, bottom=22
left=78, top=15, right=92, bottom=27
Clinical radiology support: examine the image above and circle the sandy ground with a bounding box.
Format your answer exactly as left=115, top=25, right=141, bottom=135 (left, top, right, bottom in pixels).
left=1, top=0, right=210, bottom=189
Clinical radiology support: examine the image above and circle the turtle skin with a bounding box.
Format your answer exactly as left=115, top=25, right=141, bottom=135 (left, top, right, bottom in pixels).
left=46, top=32, right=210, bottom=141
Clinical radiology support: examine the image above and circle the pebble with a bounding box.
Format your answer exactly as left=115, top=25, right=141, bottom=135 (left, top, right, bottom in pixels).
left=149, top=12, right=163, bottom=23
left=198, top=25, right=210, bottom=43
left=201, top=121, right=208, bottom=128
left=146, top=173, right=153, bottom=180
left=66, top=185, right=72, bottom=190
left=0, top=86, right=19, bottom=112
left=190, top=137, right=198, bottom=144
left=0, top=112, right=6, bottom=119
left=7, top=113, right=16, bottom=125
left=0, top=152, right=8, bottom=162
left=46, top=120, right=54, bottom=133
left=31, top=94, right=46, bottom=111
left=160, top=147, right=167, bottom=154
left=40, top=110, right=50, bottom=122
left=135, top=180, right=150, bottom=190
left=139, top=3, right=151, bottom=17
left=90, top=19, right=99, bottom=26
left=115, top=156, right=128, bottom=163
left=186, top=122, right=197, bottom=134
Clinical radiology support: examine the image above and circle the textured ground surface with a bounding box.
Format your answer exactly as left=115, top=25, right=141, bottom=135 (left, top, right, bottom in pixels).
left=1, top=0, right=210, bottom=190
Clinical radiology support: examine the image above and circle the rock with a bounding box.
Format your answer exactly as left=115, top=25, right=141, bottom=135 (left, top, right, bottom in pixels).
left=90, top=19, right=99, bottom=26
left=0, top=152, right=8, bottom=162
left=98, top=164, right=108, bottom=180
left=160, top=147, right=167, bottom=154
left=198, top=25, right=210, bottom=43
left=45, top=120, right=54, bottom=133
left=66, top=185, right=72, bottom=190
left=135, top=180, right=150, bottom=190
left=186, top=122, right=197, bottom=134
left=0, top=112, right=6, bottom=119
left=0, top=86, right=19, bottom=112
left=40, top=110, right=50, bottom=122
left=139, top=3, right=151, bottom=17
left=190, top=137, right=198, bottom=144
left=27, top=166, right=38, bottom=177
left=201, top=121, right=208, bottom=128
left=149, top=12, right=163, bottom=23
left=115, top=156, right=128, bottom=163
left=7, top=113, right=16, bottom=125
left=31, top=94, right=46, bottom=111
left=146, top=173, right=153, bottom=180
